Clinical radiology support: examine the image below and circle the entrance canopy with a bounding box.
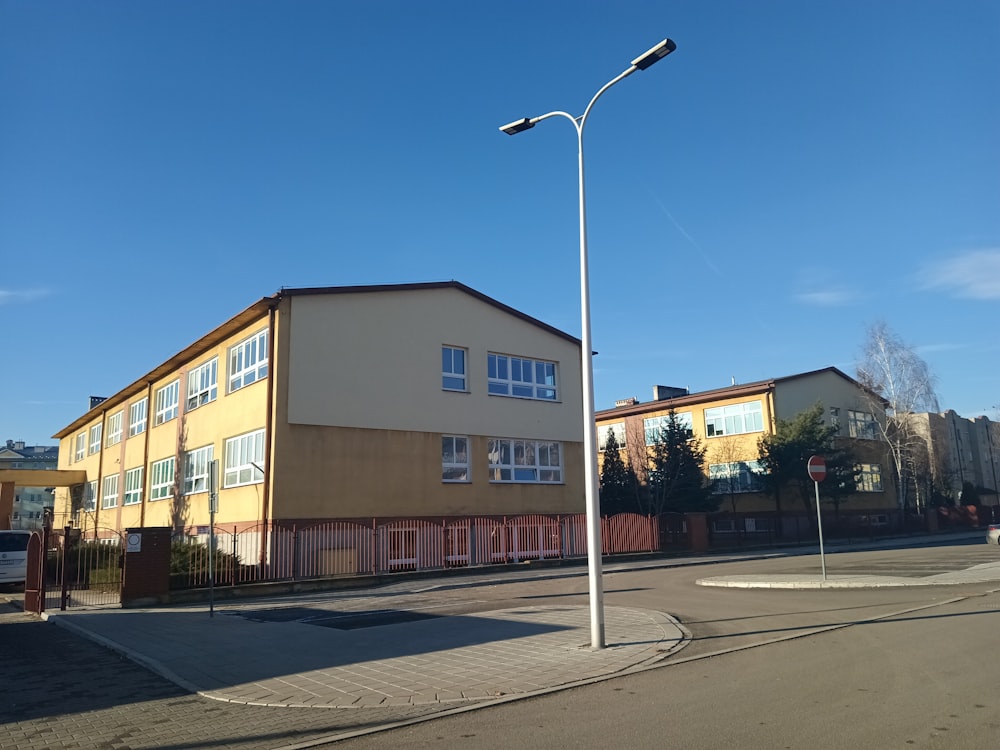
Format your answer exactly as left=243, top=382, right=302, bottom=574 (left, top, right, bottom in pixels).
left=0, top=470, right=87, bottom=530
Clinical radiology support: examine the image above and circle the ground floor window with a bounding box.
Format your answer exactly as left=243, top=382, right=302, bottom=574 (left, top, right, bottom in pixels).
left=184, top=446, right=214, bottom=495
left=150, top=457, right=174, bottom=501
left=487, top=438, right=562, bottom=483
left=442, top=436, right=470, bottom=482
left=856, top=463, right=884, bottom=492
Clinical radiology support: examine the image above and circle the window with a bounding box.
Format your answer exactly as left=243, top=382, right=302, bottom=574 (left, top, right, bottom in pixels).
left=187, top=358, right=218, bottom=410
left=229, top=329, right=268, bottom=392
left=643, top=412, right=694, bottom=445
left=442, top=346, right=467, bottom=391
left=598, top=423, right=626, bottom=451
left=124, top=467, right=144, bottom=505
left=101, top=474, right=119, bottom=509
left=224, top=430, right=265, bottom=488
left=89, top=424, right=102, bottom=455
left=84, top=481, right=98, bottom=511
left=154, top=381, right=179, bottom=425
left=442, top=436, right=470, bottom=481
left=856, top=463, right=883, bottom=492
left=487, top=438, right=562, bottom=483
left=105, top=411, right=123, bottom=447
left=74, top=433, right=86, bottom=462
left=487, top=353, right=557, bottom=400
left=705, top=401, right=764, bottom=437
left=183, top=445, right=214, bottom=495
left=150, top=457, right=175, bottom=501
left=709, top=461, right=764, bottom=494
left=848, top=410, right=878, bottom=440
left=129, top=399, right=148, bottom=437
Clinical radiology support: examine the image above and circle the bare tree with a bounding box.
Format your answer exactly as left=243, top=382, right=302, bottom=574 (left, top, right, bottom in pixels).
left=856, top=321, right=939, bottom=513
left=169, top=417, right=190, bottom=539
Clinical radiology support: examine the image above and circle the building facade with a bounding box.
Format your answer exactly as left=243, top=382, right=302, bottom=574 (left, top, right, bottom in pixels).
left=53, top=283, right=585, bottom=536
left=0, top=440, right=58, bottom=529
left=910, top=411, right=1000, bottom=506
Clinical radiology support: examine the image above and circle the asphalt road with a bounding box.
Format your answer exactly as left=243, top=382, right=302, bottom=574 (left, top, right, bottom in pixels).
left=1, top=537, right=998, bottom=749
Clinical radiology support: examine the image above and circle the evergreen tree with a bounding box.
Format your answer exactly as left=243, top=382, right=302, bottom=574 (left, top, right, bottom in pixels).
left=598, top=430, right=639, bottom=516
left=647, top=410, right=717, bottom=515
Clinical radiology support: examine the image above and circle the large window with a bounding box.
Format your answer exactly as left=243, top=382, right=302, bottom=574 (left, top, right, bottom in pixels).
left=154, top=381, right=179, bottom=425
left=442, top=346, right=467, bottom=391
left=487, top=353, right=557, bottom=401
left=709, top=461, right=764, bottom=494
left=187, top=358, right=218, bottom=410
left=183, top=445, right=214, bottom=495
left=101, top=474, right=119, bottom=509
left=705, top=401, right=764, bottom=437
left=856, top=463, right=884, bottom=492
left=150, top=457, right=175, bottom=501
left=229, top=329, right=268, bottom=392
left=224, top=430, right=265, bottom=488
left=106, top=411, right=123, bottom=447
left=442, top=436, right=470, bottom=482
left=643, top=412, right=693, bottom=445
left=598, top=423, right=626, bottom=451
left=89, top=424, right=102, bottom=455
left=74, top=433, right=86, bottom=462
left=848, top=410, right=878, bottom=440
left=487, top=438, right=562, bottom=483
left=124, top=467, right=144, bottom=505
left=129, top=398, right=148, bottom=437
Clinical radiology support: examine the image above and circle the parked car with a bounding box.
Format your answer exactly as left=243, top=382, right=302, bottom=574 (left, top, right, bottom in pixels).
left=0, top=530, right=32, bottom=586
left=987, top=524, right=1000, bottom=545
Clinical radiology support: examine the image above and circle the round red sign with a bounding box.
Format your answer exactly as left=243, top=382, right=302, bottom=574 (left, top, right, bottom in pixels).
left=807, top=455, right=827, bottom=482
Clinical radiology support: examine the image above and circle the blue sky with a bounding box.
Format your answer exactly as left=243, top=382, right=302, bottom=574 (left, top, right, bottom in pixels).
left=3, top=0, right=998, bottom=446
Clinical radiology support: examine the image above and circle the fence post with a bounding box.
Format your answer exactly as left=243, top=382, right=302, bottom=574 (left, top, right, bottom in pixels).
left=292, top=524, right=299, bottom=581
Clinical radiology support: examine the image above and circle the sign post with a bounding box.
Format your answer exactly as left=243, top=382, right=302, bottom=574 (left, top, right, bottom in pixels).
left=807, top=455, right=828, bottom=581
left=208, top=459, right=219, bottom=617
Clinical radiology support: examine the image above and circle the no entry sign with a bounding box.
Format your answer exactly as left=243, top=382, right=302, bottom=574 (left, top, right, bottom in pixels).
left=807, top=455, right=826, bottom=482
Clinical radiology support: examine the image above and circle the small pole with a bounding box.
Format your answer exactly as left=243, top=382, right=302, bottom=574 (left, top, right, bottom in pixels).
left=208, top=460, right=218, bottom=618
left=814, top=479, right=827, bottom=581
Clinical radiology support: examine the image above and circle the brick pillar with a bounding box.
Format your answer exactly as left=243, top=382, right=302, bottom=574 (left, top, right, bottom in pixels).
left=0, top=481, right=14, bottom=530
left=121, top=527, right=172, bottom=607
left=686, top=512, right=709, bottom=554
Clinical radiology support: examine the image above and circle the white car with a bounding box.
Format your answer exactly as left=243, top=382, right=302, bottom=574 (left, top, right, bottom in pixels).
left=0, top=530, right=31, bottom=586
left=987, top=524, right=1000, bottom=545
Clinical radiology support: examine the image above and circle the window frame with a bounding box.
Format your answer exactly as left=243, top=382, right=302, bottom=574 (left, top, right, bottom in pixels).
left=442, top=346, right=468, bottom=392
left=84, top=480, right=98, bottom=511
left=223, top=430, right=265, bottom=488
left=186, top=357, right=218, bottom=411
left=855, top=463, right=884, bottom=492
left=709, top=460, right=764, bottom=494
left=487, top=353, right=558, bottom=401
left=183, top=445, right=214, bottom=495
left=643, top=412, right=694, bottom=445
left=74, top=433, right=86, bottom=462
left=129, top=398, right=148, bottom=437
left=123, top=467, right=144, bottom=506
left=487, top=438, right=563, bottom=483
left=597, top=423, right=626, bottom=452
left=704, top=400, right=764, bottom=438
left=105, top=411, right=123, bottom=447
left=89, top=424, right=102, bottom=455
left=848, top=410, right=878, bottom=440
left=442, top=435, right=471, bottom=482
left=229, top=329, right=269, bottom=393
left=150, top=457, right=175, bottom=501
left=154, top=380, right=179, bottom=426
left=101, top=474, right=119, bottom=509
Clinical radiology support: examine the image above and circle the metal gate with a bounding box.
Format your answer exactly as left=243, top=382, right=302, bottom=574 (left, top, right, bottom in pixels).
left=42, top=526, right=124, bottom=611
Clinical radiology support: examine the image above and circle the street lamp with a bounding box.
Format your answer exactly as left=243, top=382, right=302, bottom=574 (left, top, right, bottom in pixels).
left=500, top=38, right=676, bottom=650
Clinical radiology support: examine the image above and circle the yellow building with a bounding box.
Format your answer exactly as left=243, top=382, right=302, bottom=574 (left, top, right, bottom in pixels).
left=53, top=282, right=584, bottom=536
left=595, top=367, right=897, bottom=532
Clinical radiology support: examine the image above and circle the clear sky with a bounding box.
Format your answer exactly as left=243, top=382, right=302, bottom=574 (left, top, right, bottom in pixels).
left=2, top=1, right=998, bottom=446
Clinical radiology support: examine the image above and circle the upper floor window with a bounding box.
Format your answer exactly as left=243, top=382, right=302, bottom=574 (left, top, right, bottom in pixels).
left=124, top=467, right=144, bottom=505
left=101, top=474, right=119, bottom=509
left=129, top=399, right=148, bottom=437
left=487, top=438, right=562, bottom=483
left=442, top=346, right=467, bottom=391
left=597, top=423, right=626, bottom=451
left=705, top=401, right=763, bottom=437
left=442, top=435, right=470, bottom=482
left=83, top=480, right=98, bottom=511
left=74, top=433, right=86, bottom=463
left=224, top=430, right=265, bottom=488
left=709, top=461, right=764, bottom=494
left=187, top=358, right=218, bottom=410
left=643, top=412, right=693, bottom=445
left=856, top=463, right=883, bottom=492
left=154, top=381, right=179, bottom=426
left=106, top=411, right=123, bottom=447
left=848, top=410, right=878, bottom=440
left=150, top=457, right=175, bottom=501
left=183, top=445, right=214, bottom=495
left=89, top=424, right=102, bottom=455
left=487, top=353, right=557, bottom=401
left=229, top=329, right=268, bottom=392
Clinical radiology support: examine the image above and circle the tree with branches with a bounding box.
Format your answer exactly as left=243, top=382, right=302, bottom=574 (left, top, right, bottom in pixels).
left=647, top=410, right=717, bottom=515
left=598, top=429, right=640, bottom=516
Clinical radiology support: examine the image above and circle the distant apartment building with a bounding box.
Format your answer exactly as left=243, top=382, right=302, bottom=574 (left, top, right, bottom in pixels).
left=53, top=282, right=585, bottom=537
left=0, top=439, right=58, bottom=529
left=595, top=367, right=896, bottom=533
left=910, top=411, right=1000, bottom=505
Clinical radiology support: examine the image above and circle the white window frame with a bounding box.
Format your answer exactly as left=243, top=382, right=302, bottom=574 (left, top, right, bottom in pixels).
left=848, top=410, right=878, bottom=440
left=487, top=438, right=562, bottom=483
left=705, top=400, right=764, bottom=438
left=224, top=429, right=265, bottom=488
left=101, top=474, right=119, bottom=509
left=709, top=461, right=764, bottom=494
left=487, top=353, right=558, bottom=401
left=89, top=424, right=102, bottom=455
left=84, top=480, right=98, bottom=511
left=643, top=412, right=694, bottom=445
left=183, top=445, right=214, bottom=495
left=856, top=463, right=884, bottom=492
left=124, top=467, right=144, bottom=505
left=105, top=410, right=123, bottom=447
left=187, top=357, right=218, bottom=410
left=129, top=398, right=148, bottom=437
left=154, top=380, right=179, bottom=425
left=229, top=329, right=268, bottom=393
left=442, top=435, right=470, bottom=482
left=597, top=423, right=626, bottom=452
left=74, top=433, right=86, bottom=462
left=150, top=457, right=175, bottom=501
left=442, top=346, right=467, bottom=392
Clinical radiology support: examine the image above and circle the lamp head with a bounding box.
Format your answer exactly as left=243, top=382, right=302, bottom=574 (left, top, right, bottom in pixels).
left=499, top=117, right=535, bottom=135
left=631, top=38, right=677, bottom=70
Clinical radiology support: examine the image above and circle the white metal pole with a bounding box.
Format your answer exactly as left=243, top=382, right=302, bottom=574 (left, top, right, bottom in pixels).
left=814, top=479, right=827, bottom=581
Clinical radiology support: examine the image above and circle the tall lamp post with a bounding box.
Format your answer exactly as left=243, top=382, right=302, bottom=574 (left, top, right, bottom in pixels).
left=500, top=38, right=676, bottom=650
